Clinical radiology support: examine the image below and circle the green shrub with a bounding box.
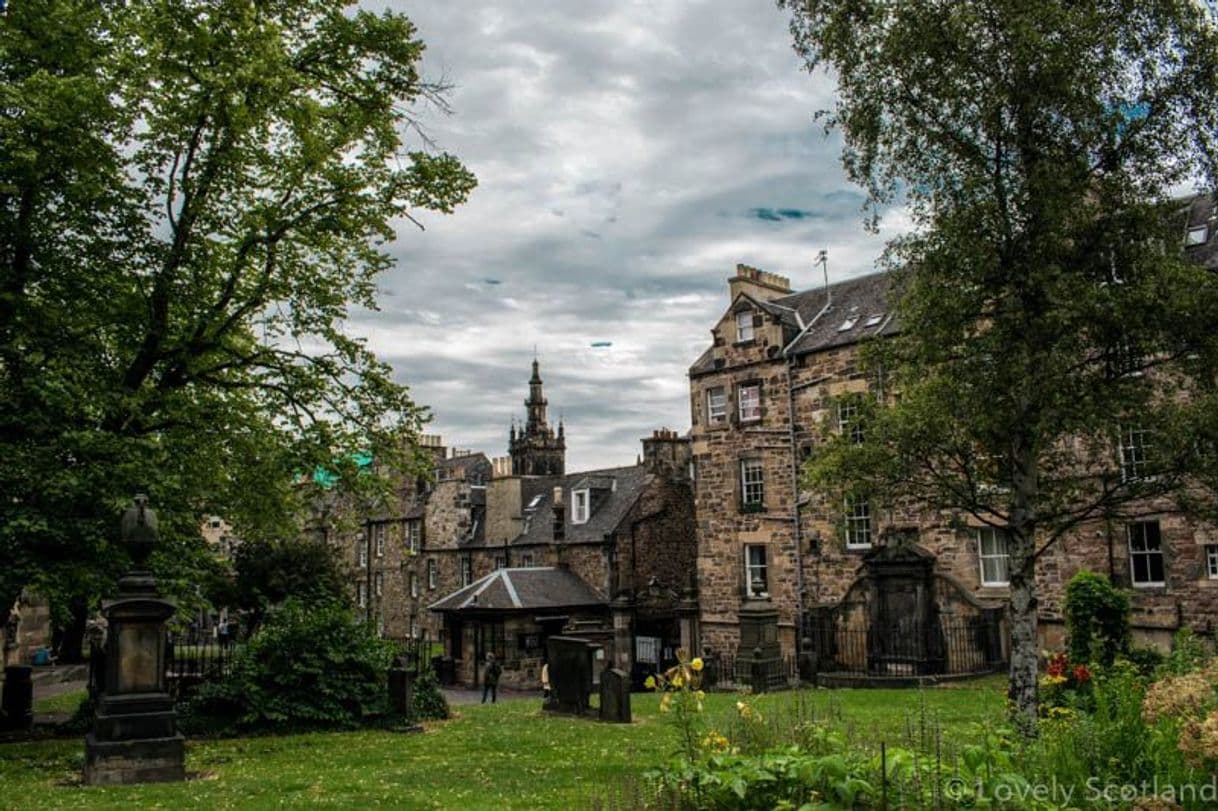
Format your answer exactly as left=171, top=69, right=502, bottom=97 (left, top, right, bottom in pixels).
left=412, top=664, right=449, bottom=721
left=183, top=599, right=396, bottom=734
left=1121, top=646, right=1165, bottom=679
left=1064, top=571, right=1130, bottom=666
left=1162, top=628, right=1212, bottom=675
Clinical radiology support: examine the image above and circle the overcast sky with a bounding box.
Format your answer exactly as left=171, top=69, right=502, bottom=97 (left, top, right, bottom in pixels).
left=357, top=1, right=908, bottom=471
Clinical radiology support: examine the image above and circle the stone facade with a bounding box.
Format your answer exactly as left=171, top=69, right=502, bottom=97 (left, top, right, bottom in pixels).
left=690, top=233, right=1218, bottom=661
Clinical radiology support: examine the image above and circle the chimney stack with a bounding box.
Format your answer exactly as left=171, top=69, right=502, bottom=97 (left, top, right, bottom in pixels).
left=552, top=486, right=565, bottom=544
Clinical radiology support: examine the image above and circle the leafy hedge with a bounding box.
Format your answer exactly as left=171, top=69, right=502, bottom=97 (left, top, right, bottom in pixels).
left=1064, top=570, right=1129, bottom=666
left=183, top=600, right=396, bottom=734
left=412, top=664, right=450, bottom=721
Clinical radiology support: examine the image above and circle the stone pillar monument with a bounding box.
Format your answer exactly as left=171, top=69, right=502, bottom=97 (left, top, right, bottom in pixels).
left=84, top=494, right=185, bottom=785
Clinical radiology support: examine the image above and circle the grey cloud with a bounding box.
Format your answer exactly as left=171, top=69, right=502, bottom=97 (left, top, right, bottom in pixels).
left=352, top=0, right=899, bottom=470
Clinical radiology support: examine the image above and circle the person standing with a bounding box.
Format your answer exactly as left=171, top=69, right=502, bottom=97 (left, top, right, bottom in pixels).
left=482, top=652, right=502, bottom=704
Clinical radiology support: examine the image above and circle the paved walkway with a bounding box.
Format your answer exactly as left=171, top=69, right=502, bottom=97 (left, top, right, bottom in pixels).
left=442, top=687, right=541, bottom=705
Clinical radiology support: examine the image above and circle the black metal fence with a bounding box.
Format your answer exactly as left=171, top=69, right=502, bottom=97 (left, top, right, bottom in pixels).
left=702, top=653, right=799, bottom=691
left=387, top=635, right=437, bottom=676
left=804, top=612, right=1006, bottom=679
left=165, top=630, right=239, bottom=697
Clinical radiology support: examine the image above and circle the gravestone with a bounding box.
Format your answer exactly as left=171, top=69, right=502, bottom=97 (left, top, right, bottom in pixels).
left=84, top=495, right=185, bottom=786
left=388, top=657, right=414, bottom=717
left=1, top=665, right=32, bottom=731
left=598, top=668, right=631, bottom=724
left=545, top=636, right=601, bottom=716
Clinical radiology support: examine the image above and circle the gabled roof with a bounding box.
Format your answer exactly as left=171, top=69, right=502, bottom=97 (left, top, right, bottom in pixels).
left=428, top=567, right=604, bottom=613
left=509, top=464, right=650, bottom=547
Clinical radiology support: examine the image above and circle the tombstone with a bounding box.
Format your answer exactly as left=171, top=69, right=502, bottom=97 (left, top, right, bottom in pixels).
left=84, top=495, right=185, bottom=786
left=388, top=657, right=414, bottom=717
left=598, top=668, right=631, bottom=724
left=545, top=636, right=601, bottom=716
left=1, top=665, right=33, bottom=731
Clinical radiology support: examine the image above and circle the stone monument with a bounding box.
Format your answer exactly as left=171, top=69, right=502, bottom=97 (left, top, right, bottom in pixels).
left=598, top=668, right=631, bottom=724
left=544, top=636, right=601, bottom=716
left=84, top=494, right=185, bottom=785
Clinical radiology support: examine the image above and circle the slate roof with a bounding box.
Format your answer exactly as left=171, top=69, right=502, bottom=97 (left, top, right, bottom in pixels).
left=507, top=464, right=651, bottom=547
left=428, top=567, right=605, bottom=613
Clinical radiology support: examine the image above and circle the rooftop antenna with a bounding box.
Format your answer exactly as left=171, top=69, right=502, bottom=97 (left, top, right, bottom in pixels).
left=816, top=249, right=830, bottom=308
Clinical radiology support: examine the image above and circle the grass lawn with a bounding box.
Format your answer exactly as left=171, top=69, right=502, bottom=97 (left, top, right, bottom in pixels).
left=33, top=690, right=89, bottom=717
left=1, top=678, right=1006, bottom=810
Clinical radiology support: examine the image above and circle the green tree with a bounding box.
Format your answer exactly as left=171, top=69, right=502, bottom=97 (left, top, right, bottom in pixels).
left=0, top=0, right=475, bottom=638
left=783, top=0, right=1218, bottom=731
left=232, top=536, right=349, bottom=633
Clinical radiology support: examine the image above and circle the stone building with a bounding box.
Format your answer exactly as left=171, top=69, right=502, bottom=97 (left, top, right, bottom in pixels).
left=688, top=195, right=1218, bottom=669
left=306, top=362, right=698, bottom=689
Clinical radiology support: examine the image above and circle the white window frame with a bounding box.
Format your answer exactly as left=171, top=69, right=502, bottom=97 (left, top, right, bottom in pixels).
left=521, top=553, right=534, bottom=568
left=738, top=384, right=761, bottom=422
left=1187, top=225, right=1208, bottom=246
left=460, top=556, right=472, bottom=587
left=572, top=489, right=590, bottom=524
left=410, top=571, right=419, bottom=598
left=976, top=527, right=1011, bottom=586
left=358, top=543, right=368, bottom=568
left=1119, top=424, right=1152, bottom=482
left=494, top=554, right=506, bottom=570
left=736, top=310, right=755, bottom=342
left=406, top=520, right=421, bottom=555
left=740, top=459, right=764, bottom=509
left=1128, top=521, right=1166, bottom=587
left=844, top=496, right=872, bottom=550
left=356, top=581, right=367, bottom=608
left=373, top=523, right=386, bottom=557
left=744, top=544, right=768, bottom=598
left=837, top=399, right=864, bottom=444
left=427, top=558, right=437, bottom=590
left=706, top=386, right=727, bottom=424
left=1206, top=545, right=1218, bottom=580
left=374, top=572, right=383, bottom=597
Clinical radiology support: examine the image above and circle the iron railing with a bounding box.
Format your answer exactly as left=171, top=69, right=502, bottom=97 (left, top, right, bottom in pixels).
left=803, top=612, right=1006, bottom=678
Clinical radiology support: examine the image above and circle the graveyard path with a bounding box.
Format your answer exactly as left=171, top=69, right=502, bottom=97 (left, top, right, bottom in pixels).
left=442, top=687, right=542, bottom=705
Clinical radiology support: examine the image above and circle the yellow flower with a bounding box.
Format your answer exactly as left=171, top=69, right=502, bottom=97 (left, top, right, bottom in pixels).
left=691, top=657, right=704, bottom=672
left=672, top=673, right=684, bottom=689
left=644, top=675, right=657, bottom=690
left=695, top=690, right=706, bottom=701
left=660, top=694, right=672, bottom=714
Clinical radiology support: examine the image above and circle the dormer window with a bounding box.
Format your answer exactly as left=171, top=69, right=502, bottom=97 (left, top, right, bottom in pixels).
left=1187, top=225, right=1208, bottom=246
left=838, top=317, right=858, bottom=332
left=736, top=310, right=755, bottom=342
left=572, top=488, right=590, bottom=524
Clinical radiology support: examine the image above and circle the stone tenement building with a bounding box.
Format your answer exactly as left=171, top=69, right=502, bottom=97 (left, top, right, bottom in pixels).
left=310, top=362, right=697, bottom=689
left=688, top=195, right=1218, bottom=668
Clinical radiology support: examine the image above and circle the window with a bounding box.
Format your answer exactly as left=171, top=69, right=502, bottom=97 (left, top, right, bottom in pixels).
left=738, top=384, right=761, bottom=422
left=976, top=528, right=1011, bottom=586
left=356, top=581, right=367, bottom=608
left=209, top=517, right=222, bottom=529
left=521, top=553, right=534, bottom=568
left=1207, top=545, right=1218, bottom=580
left=572, top=489, right=590, bottom=524
left=865, top=313, right=884, bottom=327
left=844, top=496, right=872, bottom=549
left=744, top=544, right=768, bottom=597
left=427, top=558, right=437, bottom=590
left=410, top=571, right=419, bottom=598
left=405, top=520, right=421, bottom=554
left=358, top=543, right=368, bottom=568
left=1187, top=225, right=1208, bottom=246
left=1119, top=424, right=1152, bottom=482
left=1128, top=521, right=1165, bottom=587
left=736, top=310, right=754, bottom=342
left=740, top=459, right=764, bottom=510
left=706, top=386, right=727, bottom=424
left=377, top=613, right=385, bottom=636
left=372, top=523, right=386, bottom=557
left=837, top=399, right=865, bottom=444
left=688, top=459, right=696, bottom=481
left=838, top=317, right=858, bottom=332
left=374, top=572, right=384, bottom=597
left=460, top=556, right=472, bottom=587
left=494, top=554, right=506, bottom=570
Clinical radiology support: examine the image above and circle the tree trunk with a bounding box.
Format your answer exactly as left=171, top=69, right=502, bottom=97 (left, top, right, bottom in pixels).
left=1007, top=547, right=1039, bottom=736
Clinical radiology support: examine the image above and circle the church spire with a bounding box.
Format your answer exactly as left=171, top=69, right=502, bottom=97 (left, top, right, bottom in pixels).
left=509, top=358, right=566, bottom=476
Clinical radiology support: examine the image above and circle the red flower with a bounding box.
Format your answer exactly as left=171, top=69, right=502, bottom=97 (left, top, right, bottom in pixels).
left=1046, top=652, right=1068, bottom=678
left=1073, top=664, right=1091, bottom=684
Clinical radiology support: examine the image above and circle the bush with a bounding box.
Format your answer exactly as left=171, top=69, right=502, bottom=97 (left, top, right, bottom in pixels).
left=183, top=600, right=396, bottom=734
left=1064, top=571, right=1129, bottom=666
left=1121, top=646, right=1166, bottom=679
left=412, top=664, right=449, bottom=721
left=232, top=537, right=350, bottom=633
